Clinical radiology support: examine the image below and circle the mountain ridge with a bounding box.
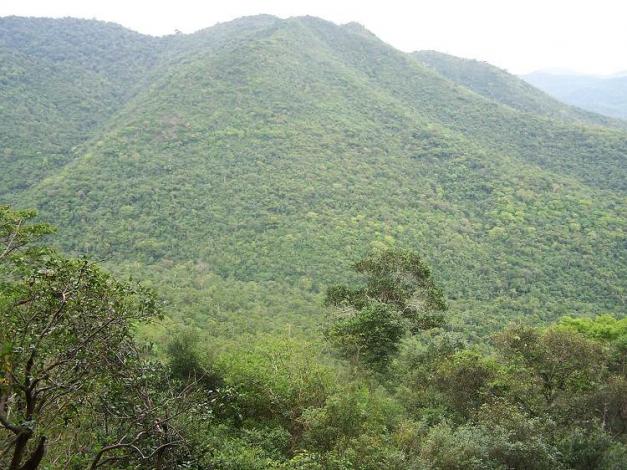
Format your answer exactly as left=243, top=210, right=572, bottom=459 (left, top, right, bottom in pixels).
left=413, top=50, right=627, bottom=129
left=1, top=15, right=625, bottom=334
left=523, top=70, right=627, bottom=120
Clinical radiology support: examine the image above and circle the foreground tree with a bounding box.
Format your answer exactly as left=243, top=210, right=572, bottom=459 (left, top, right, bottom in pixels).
left=0, top=206, right=197, bottom=468
left=85, top=347, right=199, bottom=469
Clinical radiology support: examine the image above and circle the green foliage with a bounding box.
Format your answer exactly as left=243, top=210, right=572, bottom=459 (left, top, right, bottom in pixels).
left=414, top=50, right=627, bottom=128
left=326, top=301, right=406, bottom=369
left=418, top=420, right=559, bottom=469
left=495, top=325, right=607, bottom=407
left=558, top=314, right=627, bottom=343
left=213, top=336, right=334, bottom=430
left=0, top=207, right=199, bottom=469
left=1, top=207, right=624, bottom=468
left=557, top=426, right=627, bottom=470
left=434, top=350, right=501, bottom=419
left=196, top=424, right=289, bottom=469
left=325, top=249, right=447, bottom=370
left=0, top=16, right=624, bottom=341
left=390, top=316, right=627, bottom=469
left=1, top=12, right=626, bottom=468
left=166, top=330, right=224, bottom=391
left=0, top=17, right=162, bottom=199
left=330, top=248, right=447, bottom=317
left=0, top=205, right=54, bottom=262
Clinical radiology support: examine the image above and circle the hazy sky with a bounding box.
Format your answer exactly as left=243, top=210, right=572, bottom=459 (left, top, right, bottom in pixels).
left=2, top=0, right=626, bottom=75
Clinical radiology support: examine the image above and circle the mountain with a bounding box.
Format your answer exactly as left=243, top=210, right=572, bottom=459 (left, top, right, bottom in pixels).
left=413, top=50, right=625, bottom=127
left=523, top=70, right=627, bottom=120
left=0, top=17, right=163, bottom=197
left=1, top=16, right=625, bottom=335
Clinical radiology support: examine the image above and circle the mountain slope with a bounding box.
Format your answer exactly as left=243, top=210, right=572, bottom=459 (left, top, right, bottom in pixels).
left=288, top=22, right=626, bottom=190
left=413, top=50, right=625, bottom=128
left=0, top=17, right=161, bottom=198
left=523, top=70, right=627, bottom=120
left=2, top=16, right=625, bottom=333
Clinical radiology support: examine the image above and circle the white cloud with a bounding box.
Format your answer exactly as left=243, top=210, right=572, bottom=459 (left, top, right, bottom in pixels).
left=1, top=0, right=625, bottom=74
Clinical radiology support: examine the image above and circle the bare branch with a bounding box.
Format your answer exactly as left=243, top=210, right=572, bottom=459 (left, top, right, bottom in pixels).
left=0, top=218, right=23, bottom=260
left=0, top=395, right=21, bottom=435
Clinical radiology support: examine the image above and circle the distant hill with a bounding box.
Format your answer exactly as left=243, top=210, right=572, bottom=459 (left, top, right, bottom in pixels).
left=523, top=70, right=627, bottom=120
left=1, top=16, right=625, bottom=334
left=413, top=50, right=624, bottom=127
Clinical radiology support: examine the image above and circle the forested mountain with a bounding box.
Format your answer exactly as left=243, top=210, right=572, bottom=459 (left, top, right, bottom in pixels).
left=523, top=70, right=627, bottom=120
left=1, top=14, right=626, bottom=469
left=413, top=50, right=625, bottom=128
left=0, top=17, right=162, bottom=197
left=1, top=15, right=625, bottom=335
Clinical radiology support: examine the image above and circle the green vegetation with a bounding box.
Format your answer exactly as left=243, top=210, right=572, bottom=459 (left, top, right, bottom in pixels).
left=325, top=249, right=447, bottom=369
left=413, top=50, right=626, bottom=128
left=0, top=207, right=201, bottom=468
left=0, top=16, right=623, bottom=339
left=0, top=17, right=161, bottom=198
left=1, top=208, right=625, bottom=468
left=0, top=13, right=626, bottom=468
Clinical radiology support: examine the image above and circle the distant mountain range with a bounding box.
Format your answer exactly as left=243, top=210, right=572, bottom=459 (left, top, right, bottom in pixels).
left=522, top=70, right=627, bottom=120
left=1, top=15, right=625, bottom=333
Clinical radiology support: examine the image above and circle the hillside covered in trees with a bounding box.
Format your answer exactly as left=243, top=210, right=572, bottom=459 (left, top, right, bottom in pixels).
left=1, top=206, right=625, bottom=468
left=1, top=15, right=625, bottom=336
left=0, top=14, right=626, bottom=468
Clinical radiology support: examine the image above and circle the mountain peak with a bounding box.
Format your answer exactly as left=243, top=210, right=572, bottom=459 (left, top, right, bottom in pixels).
left=341, top=21, right=372, bottom=33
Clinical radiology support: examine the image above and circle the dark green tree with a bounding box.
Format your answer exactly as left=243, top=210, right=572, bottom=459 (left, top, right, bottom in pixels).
left=0, top=207, right=198, bottom=469
left=325, top=248, right=447, bottom=369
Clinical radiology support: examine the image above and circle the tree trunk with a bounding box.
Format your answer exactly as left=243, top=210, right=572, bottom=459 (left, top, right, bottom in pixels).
left=19, top=436, right=46, bottom=470
left=9, top=432, right=46, bottom=470
left=9, top=431, right=31, bottom=470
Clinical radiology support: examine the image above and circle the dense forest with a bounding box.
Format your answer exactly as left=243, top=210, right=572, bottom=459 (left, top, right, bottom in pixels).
left=0, top=14, right=626, bottom=469
left=1, top=207, right=625, bottom=468
left=414, top=50, right=627, bottom=127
